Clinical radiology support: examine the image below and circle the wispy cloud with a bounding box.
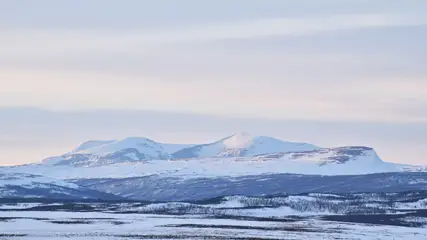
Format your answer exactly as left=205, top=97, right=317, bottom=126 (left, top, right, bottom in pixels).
left=1, top=11, right=426, bottom=122
left=2, top=13, right=426, bottom=58
left=1, top=1, right=426, bottom=165
left=1, top=67, right=426, bottom=123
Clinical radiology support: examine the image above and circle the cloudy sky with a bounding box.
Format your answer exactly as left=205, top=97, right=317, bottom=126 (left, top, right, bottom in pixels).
left=0, top=0, right=426, bottom=165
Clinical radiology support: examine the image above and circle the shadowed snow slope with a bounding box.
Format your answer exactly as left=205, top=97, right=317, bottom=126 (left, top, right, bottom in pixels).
left=71, top=172, right=427, bottom=201
left=0, top=172, right=121, bottom=199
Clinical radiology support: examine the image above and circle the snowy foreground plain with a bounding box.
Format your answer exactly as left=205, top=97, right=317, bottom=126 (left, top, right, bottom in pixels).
left=2, top=193, right=427, bottom=240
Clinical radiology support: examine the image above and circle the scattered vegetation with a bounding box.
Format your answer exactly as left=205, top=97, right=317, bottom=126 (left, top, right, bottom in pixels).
left=49, top=220, right=94, bottom=224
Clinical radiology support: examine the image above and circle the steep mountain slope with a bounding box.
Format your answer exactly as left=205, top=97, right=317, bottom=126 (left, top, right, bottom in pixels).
left=0, top=172, right=121, bottom=200
left=173, top=132, right=318, bottom=159
left=253, top=146, right=398, bottom=172
left=41, top=137, right=193, bottom=167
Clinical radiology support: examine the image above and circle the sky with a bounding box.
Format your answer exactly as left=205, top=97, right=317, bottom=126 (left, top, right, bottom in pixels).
left=0, top=0, right=426, bottom=165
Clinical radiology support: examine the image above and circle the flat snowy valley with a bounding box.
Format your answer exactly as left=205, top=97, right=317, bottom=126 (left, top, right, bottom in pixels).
left=2, top=192, right=427, bottom=239
left=2, top=211, right=427, bottom=240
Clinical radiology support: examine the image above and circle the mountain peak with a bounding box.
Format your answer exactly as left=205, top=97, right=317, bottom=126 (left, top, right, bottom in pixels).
left=230, top=132, right=252, bottom=138
left=223, top=132, right=255, bottom=148
left=173, top=133, right=318, bottom=159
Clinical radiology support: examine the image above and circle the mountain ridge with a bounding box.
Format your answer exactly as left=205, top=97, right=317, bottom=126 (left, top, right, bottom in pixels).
left=173, top=132, right=318, bottom=159
left=41, top=132, right=321, bottom=167
left=17, top=132, right=422, bottom=177
left=1, top=132, right=426, bottom=200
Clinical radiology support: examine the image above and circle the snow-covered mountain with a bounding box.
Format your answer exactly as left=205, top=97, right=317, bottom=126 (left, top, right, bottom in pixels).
left=2, top=132, right=426, bottom=201
left=24, top=146, right=403, bottom=180
left=173, top=132, right=318, bottom=159
left=0, top=172, right=121, bottom=199
left=42, top=137, right=194, bottom=167
left=39, top=133, right=317, bottom=167
left=31, top=133, right=419, bottom=175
